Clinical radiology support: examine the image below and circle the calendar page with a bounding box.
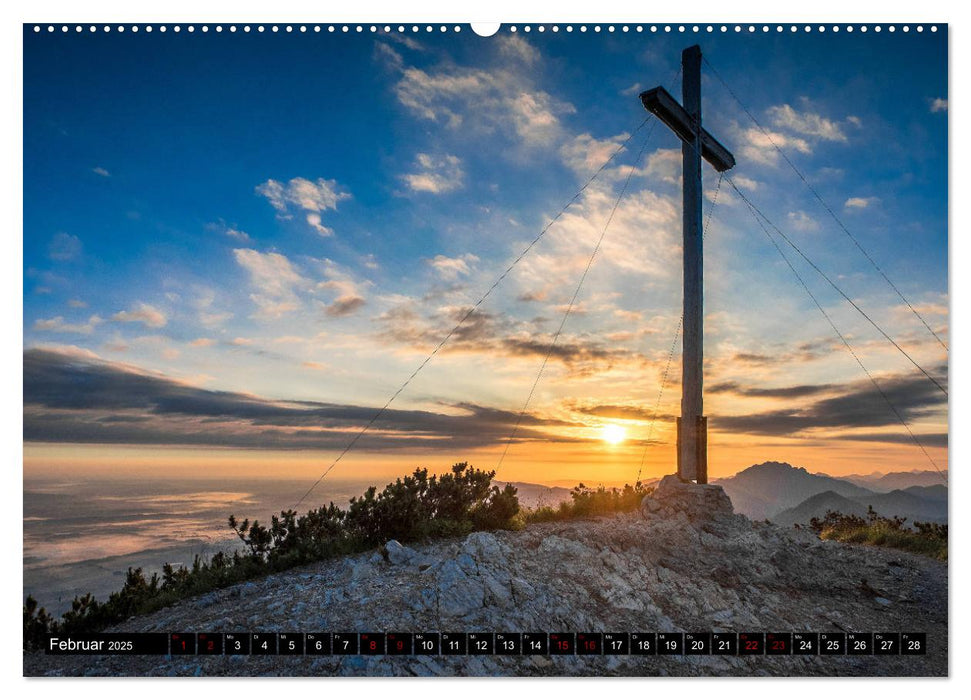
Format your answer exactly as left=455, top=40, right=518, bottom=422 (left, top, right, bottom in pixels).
left=21, top=17, right=948, bottom=679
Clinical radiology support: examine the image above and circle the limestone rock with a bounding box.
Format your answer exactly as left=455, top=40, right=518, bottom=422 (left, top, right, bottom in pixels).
left=641, top=474, right=734, bottom=522
left=384, top=539, right=417, bottom=566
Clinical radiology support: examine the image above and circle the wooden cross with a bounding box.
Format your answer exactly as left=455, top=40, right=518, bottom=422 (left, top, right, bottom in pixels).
left=640, top=45, right=735, bottom=484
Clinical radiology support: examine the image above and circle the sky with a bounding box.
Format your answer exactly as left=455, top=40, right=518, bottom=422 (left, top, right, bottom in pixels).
left=22, top=25, right=948, bottom=486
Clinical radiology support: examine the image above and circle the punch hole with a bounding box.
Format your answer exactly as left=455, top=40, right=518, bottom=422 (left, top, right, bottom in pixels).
left=470, top=23, right=500, bottom=37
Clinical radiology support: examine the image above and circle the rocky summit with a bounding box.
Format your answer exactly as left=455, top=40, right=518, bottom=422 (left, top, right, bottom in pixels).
left=25, top=479, right=947, bottom=677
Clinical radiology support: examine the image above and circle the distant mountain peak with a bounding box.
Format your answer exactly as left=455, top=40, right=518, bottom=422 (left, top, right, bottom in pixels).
left=747, top=461, right=800, bottom=472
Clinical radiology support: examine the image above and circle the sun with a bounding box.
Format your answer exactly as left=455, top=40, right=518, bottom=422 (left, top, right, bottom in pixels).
left=601, top=423, right=626, bottom=445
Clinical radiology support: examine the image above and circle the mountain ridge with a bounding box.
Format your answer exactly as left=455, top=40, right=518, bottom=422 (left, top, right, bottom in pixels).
left=25, top=477, right=947, bottom=677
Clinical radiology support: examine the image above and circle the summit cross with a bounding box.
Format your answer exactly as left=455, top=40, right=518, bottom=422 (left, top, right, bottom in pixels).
left=639, top=45, right=735, bottom=484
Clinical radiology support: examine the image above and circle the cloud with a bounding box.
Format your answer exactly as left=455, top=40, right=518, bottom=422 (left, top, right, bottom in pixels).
left=324, top=295, right=366, bottom=317
left=192, top=287, right=233, bottom=327
left=311, top=257, right=369, bottom=315
left=92, top=166, right=110, bottom=177
left=844, top=196, right=879, bottom=210
left=738, top=125, right=811, bottom=166
left=374, top=42, right=405, bottom=71
left=33, top=315, right=103, bottom=334
left=377, top=303, right=639, bottom=373
left=497, top=34, right=540, bottom=65
left=767, top=104, right=848, bottom=142
left=839, top=432, right=947, bottom=448
left=568, top=401, right=675, bottom=426
left=560, top=132, right=629, bottom=175
left=68, top=299, right=88, bottom=308
left=111, top=303, right=167, bottom=328
left=22, top=348, right=581, bottom=451
left=401, top=153, right=465, bottom=194
left=255, top=177, right=350, bottom=233
left=233, top=248, right=308, bottom=318
left=736, top=103, right=860, bottom=167
left=787, top=210, right=820, bottom=232
left=638, top=148, right=682, bottom=185
left=714, top=366, right=947, bottom=439
left=707, top=380, right=839, bottom=399
left=391, top=35, right=574, bottom=148
left=48, top=232, right=82, bottom=261
left=305, top=213, right=334, bottom=237
left=190, top=338, right=216, bottom=347
left=930, top=98, right=948, bottom=113
left=207, top=221, right=253, bottom=243
left=731, top=175, right=759, bottom=191
left=427, top=253, right=479, bottom=280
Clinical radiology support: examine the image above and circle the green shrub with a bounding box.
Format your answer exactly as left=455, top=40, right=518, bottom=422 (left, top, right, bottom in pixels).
left=808, top=506, right=947, bottom=561
left=522, top=481, right=652, bottom=523
left=24, top=462, right=520, bottom=649
left=24, top=470, right=657, bottom=650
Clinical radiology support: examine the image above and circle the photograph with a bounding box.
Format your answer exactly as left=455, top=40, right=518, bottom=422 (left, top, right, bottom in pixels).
left=21, top=19, right=948, bottom=677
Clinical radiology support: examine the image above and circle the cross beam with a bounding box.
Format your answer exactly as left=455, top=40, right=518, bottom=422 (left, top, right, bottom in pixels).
left=639, top=45, right=735, bottom=484
left=640, top=87, right=735, bottom=172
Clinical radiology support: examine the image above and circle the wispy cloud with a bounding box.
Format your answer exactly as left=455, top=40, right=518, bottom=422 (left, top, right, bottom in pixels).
left=23, top=348, right=579, bottom=451
left=390, top=35, right=574, bottom=148
left=255, top=177, right=350, bottom=235
left=377, top=302, right=641, bottom=375
left=192, top=286, right=233, bottom=327
left=787, top=210, right=820, bottom=231
left=401, top=153, right=465, bottom=194
left=844, top=196, right=880, bottom=210
left=92, top=166, right=110, bottom=177
left=111, top=303, right=167, bottom=329
left=738, top=125, right=810, bottom=165
left=47, top=232, right=82, bottom=261
left=767, top=103, right=849, bottom=142
left=930, top=97, right=948, bottom=113
left=34, top=315, right=103, bottom=334
left=737, top=102, right=855, bottom=166
left=427, top=253, right=479, bottom=280
left=234, top=248, right=308, bottom=318
left=313, top=257, right=369, bottom=318
left=560, top=132, right=629, bottom=175
left=715, top=366, right=947, bottom=438
left=207, top=221, right=253, bottom=243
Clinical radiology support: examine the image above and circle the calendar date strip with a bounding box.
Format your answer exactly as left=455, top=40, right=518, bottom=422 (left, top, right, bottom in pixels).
left=45, top=631, right=927, bottom=656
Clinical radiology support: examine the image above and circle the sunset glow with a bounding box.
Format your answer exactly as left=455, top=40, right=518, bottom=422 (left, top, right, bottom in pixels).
left=601, top=424, right=627, bottom=446
left=22, top=29, right=947, bottom=488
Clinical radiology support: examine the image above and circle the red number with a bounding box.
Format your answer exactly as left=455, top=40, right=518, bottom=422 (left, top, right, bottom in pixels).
left=745, top=640, right=757, bottom=650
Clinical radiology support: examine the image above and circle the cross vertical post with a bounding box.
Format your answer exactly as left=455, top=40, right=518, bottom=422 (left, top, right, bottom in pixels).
left=639, top=45, right=735, bottom=484
left=680, top=45, right=705, bottom=484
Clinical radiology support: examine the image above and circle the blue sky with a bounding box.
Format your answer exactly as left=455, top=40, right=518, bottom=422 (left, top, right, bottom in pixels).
left=22, top=26, right=948, bottom=482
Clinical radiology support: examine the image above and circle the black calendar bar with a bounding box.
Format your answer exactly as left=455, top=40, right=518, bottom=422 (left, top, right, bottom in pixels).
left=45, top=633, right=169, bottom=655
left=44, top=631, right=928, bottom=656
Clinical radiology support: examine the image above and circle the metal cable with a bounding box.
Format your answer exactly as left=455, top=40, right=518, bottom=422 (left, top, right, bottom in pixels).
left=734, top=181, right=946, bottom=482
left=703, top=55, right=948, bottom=353
left=291, top=117, right=653, bottom=509
left=634, top=172, right=724, bottom=484
left=495, top=122, right=658, bottom=473
left=726, top=178, right=947, bottom=398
